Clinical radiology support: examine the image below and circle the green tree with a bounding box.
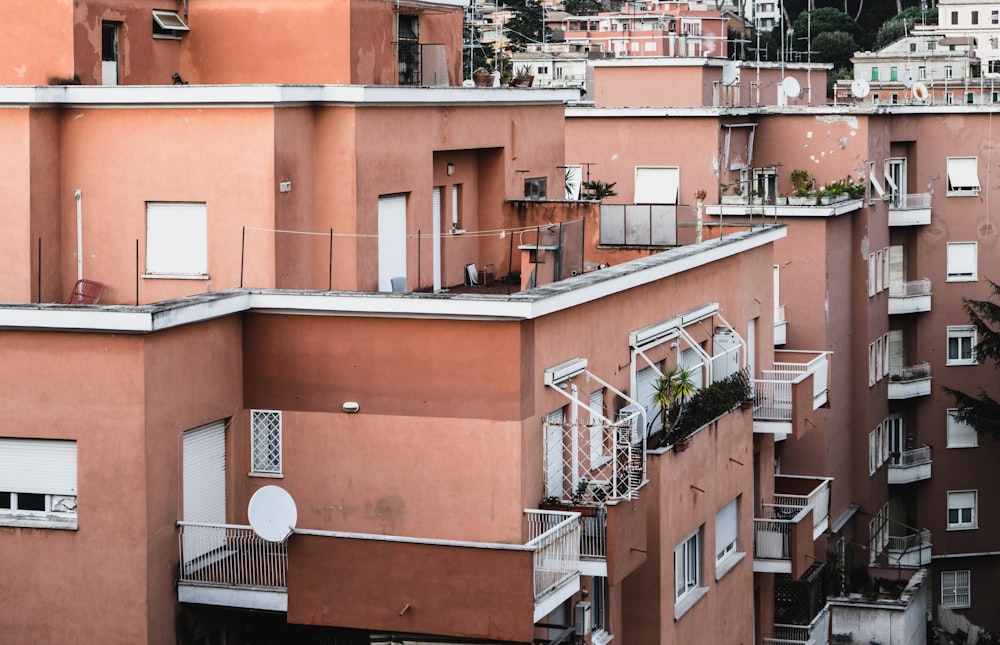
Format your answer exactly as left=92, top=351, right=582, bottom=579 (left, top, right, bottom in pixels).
left=944, top=279, right=1000, bottom=441
left=562, top=0, right=605, bottom=15
left=812, top=31, right=859, bottom=66
left=503, top=0, right=549, bottom=49
left=791, top=7, right=861, bottom=43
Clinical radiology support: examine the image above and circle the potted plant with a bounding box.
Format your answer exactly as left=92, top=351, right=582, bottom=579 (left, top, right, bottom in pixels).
left=788, top=169, right=816, bottom=205
left=513, top=65, right=535, bottom=87
left=472, top=66, right=491, bottom=87
left=720, top=182, right=745, bottom=204
left=651, top=366, right=697, bottom=450
left=581, top=179, right=617, bottom=201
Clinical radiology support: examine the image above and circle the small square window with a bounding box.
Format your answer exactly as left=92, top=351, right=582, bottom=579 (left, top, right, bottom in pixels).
left=942, top=570, right=971, bottom=608
left=947, top=326, right=977, bottom=365
left=947, top=409, right=978, bottom=448
left=946, top=242, right=977, bottom=281
left=947, top=490, right=977, bottom=529
left=152, top=10, right=190, bottom=39
left=946, top=158, right=980, bottom=195
left=146, top=202, right=208, bottom=276
left=524, top=177, right=548, bottom=200
left=250, top=409, right=283, bottom=475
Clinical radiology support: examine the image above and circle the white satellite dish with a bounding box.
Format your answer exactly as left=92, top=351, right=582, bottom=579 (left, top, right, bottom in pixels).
left=248, top=485, right=298, bottom=543
left=901, top=70, right=914, bottom=89
left=722, top=64, right=740, bottom=86
left=851, top=78, right=871, bottom=99
left=781, top=76, right=801, bottom=99
left=912, top=82, right=929, bottom=101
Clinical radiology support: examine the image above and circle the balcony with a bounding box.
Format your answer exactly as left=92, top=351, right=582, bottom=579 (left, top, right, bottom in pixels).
left=774, top=305, right=787, bottom=346
left=708, top=197, right=863, bottom=219
left=753, top=351, right=831, bottom=436
left=888, top=362, right=931, bottom=399
left=888, top=445, right=932, bottom=484
left=888, top=529, right=932, bottom=567
left=766, top=584, right=830, bottom=645
left=177, top=510, right=586, bottom=642
left=753, top=477, right=831, bottom=577
left=888, top=278, right=932, bottom=315
left=888, top=192, right=932, bottom=226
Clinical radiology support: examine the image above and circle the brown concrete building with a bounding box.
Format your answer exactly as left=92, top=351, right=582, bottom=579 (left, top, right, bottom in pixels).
left=0, top=1, right=835, bottom=645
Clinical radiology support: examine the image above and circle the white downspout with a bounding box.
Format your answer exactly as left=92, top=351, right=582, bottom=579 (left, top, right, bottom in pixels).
left=75, top=189, right=83, bottom=281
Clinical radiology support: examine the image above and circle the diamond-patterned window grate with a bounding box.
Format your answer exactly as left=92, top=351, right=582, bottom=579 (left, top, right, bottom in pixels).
left=251, top=410, right=282, bottom=474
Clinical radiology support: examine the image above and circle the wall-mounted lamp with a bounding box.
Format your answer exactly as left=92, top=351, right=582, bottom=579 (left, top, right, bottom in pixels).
left=343, top=402, right=360, bottom=414
left=447, top=163, right=455, bottom=176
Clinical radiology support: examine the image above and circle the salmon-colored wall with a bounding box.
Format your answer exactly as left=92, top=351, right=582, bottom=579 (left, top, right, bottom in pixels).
left=2, top=0, right=75, bottom=84
left=287, top=534, right=535, bottom=641
left=56, top=107, right=276, bottom=304
left=273, top=108, right=322, bottom=289
left=30, top=110, right=64, bottom=304
left=0, top=331, right=149, bottom=643
left=623, top=409, right=755, bottom=644
left=0, top=110, right=34, bottom=303
left=595, top=66, right=712, bottom=108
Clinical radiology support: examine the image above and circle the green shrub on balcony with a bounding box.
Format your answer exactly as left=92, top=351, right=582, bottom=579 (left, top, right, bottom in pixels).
left=653, top=367, right=752, bottom=448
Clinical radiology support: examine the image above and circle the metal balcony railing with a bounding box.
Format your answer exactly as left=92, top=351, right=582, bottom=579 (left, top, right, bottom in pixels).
left=525, top=510, right=583, bottom=599
left=888, top=278, right=931, bottom=298
left=753, top=507, right=797, bottom=561
left=889, top=192, right=931, bottom=210
left=890, top=362, right=931, bottom=382
left=178, top=522, right=287, bottom=589
left=888, top=528, right=931, bottom=552
left=889, top=445, right=932, bottom=467
left=774, top=475, right=831, bottom=534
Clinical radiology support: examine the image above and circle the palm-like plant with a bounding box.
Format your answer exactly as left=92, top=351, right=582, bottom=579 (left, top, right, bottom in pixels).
left=651, top=366, right=697, bottom=440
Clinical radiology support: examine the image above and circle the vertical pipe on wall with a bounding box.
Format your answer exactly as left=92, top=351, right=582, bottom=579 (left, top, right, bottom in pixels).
left=135, top=239, right=140, bottom=305
left=328, top=228, right=333, bottom=291
left=240, top=226, right=246, bottom=288
left=37, top=238, right=41, bottom=303
left=74, top=189, right=83, bottom=281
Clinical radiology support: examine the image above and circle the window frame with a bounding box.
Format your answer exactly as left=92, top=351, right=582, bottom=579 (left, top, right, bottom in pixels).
left=947, top=157, right=981, bottom=196
left=942, top=570, right=971, bottom=608
left=947, top=325, right=977, bottom=366
left=946, top=242, right=978, bottom=281
left=674, top=527, right=707, bottom=618
left=947, top=490, right=977, bottom=530
left=0, top=438, right=78, bottom=530
left=145, top=201, right=208, bottom=277
left=250, top=409, right=283, bottom=477
left=152, top=9, right=190, bottom=39
left=947, top=409, right=978, bottom=448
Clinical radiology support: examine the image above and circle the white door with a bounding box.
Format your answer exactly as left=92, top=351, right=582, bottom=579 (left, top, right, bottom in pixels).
left=378, top=194, right=408, bottom=292
left=102, top=22, right=118, bottom=87
left=432, top=187, right=442, bottom=292
left=183, top=421, right=227, bottom=562
left=545, top=409, right=564, bottom=498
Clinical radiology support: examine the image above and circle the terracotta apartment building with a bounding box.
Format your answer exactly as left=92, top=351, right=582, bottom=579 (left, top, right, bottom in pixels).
left=3, top=1, right=993, bottom=644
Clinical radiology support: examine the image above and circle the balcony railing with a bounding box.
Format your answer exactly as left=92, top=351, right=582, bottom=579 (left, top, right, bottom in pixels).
left=178, top=522, right=288, bottom=589
left=888, top=529, right=932, bottom=567
left=775, top=474, right=832, bottom=539
left=888, top=279, right=932, bottom=314
left=888, top=192, right=932, bottom=226
left=888, top=445, right=932, bottom=484
left=774, top=305, right=787, bottom=346
left=753, top=351, right=830, bottom=433
left=525, top=510, right=583, bottom=600
left=888, top=362, right=932, bottom=399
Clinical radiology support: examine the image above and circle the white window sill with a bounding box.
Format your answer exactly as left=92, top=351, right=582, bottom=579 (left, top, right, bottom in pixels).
left=946, top=361, right=976, bottom=367
left=947, top=443, right=978, bottom=449
left=674, top=585, right=708, bottom=620
left=947, top=525, right=978, bottom=531
left=946, top=275, right=977, bottom=282
left=0, top=516, right=78, bottom=531
left=715, top=550, right=746, bottom=581
left=592, top=629, right=613, bottom=645
left=142, top=273, right=210, bottom=280
left=249, top=471, right=284, bottom=479
left=946, top=191, right=980, bottom=197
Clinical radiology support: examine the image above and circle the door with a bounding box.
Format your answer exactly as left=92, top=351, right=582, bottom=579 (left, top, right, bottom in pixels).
left=102, top=22, right=119, bottom=86
left=378, top=194, right=407, bottom=292
left=182, top=422, right=227, bottom=562
left=545, top=409, right=565, bottom=498
left=886, top=158, right=906, bottom=208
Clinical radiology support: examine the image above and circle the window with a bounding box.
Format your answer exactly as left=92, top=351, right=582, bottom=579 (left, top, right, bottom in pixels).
left=951, top=11, right=958, bottom=25
left=947, top=326, right=976, bottom=365
left=927, top=41, right=936, bottom=51
left=871, top=67, right=879, bottom=81
left=152, top=9, right=190, bottom=39
left=524, top=177, right=547, bottom=200
left=716, top=497, right=739, bottom=564
left=872, top=93, right=880, bottom=105
left=885, top=158, right=906, bottom=207
left=591, top=576, right=609, bottom=634
left=947, top=157, right=981, bottom=196
left=891, top=93, right=899, bottom=104
left=876, top=249, right=884, bottom=292
left=890, top=66, right=898, bottom=81
left=251, top=409, right=283, bottom=475
left=589, top=389, right=608, bottom=464
left=967, top=92, right=975, bottom=105
left=942, top=571, right=971, bottom=608
left=947, top=242, right=977, bottom=281
left=146, top=202, right=207, bottom=276
left=945, top=92, right=954, bottom=105
left=947, top=409, right=978, bottom=448
left=0, top=439, right=77, bottom=529
left=674, top=529, right=701, bottom=604
left=101, top=22, right=119, bottom=86
left=882, top=332, right=890, bottom=377
left=992, top=61, right=1000, bottom=74
left=910, top=43, right=917, bottom=53
left=868, top=253, right=876, bottom=297
left=972, top=10, right=979, bottom=25
left=398, top=14, right=420, bottom=85
left=947, top=490, right=977, bottom=529
left=994, top=10, right=999, bottom=25
left=868, top=341, right=877, bottom=387
left=634, top=166, right=679, bottom=204
left=945, top=65, right=954, bottom=79
left=918, top=66, right=926, bottom=80
left=451, top=184, right=461, bottom=230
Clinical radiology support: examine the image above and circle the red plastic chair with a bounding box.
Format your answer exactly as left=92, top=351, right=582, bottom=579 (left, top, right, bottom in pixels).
left=66, top=279, right=106, bottom=305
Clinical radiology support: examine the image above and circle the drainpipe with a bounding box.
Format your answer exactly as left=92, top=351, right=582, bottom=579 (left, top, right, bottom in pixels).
left=695, top=189, right=706, bottom=243
left=75, top=189, right=83, bottom=281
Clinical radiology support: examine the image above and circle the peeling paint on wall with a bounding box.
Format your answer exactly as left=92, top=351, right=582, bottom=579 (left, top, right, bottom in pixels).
left=817, top=115, right=859, bottom=129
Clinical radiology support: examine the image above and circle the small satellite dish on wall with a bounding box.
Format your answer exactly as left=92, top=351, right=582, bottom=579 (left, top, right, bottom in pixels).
left=781, top=76, right=802, bottom=99
left=901, top=70, right=914, bottom=89
left=248, top=485, right=298, bottom=543
left=912, top=82, right=929, bottom=101
left=722, top=64, right=740, bottom=86
left=851, top=78, right=871, bottom=99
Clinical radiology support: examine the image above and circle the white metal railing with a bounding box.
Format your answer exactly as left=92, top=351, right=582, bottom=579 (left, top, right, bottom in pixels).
left=773, top=353, right=829, bottom=406
left=890, top=445, right=932, bottom=467
left=890, top=361, right=931, bottom=382
left=580, top=512, right=607, bottom=559
left=772, top=475, right=831, bottom=535
left=889, top=278, right=931, bottom=298
left=888, top=529, right=931, bottom=552
left=775, top=304, right=787, bottom=324
left=754, top=510, right=794, bottom=560
left=889, top=192, right=931, bottom=210
left=753, top=378, right=792, bottom=421
left=177, top=522, right=287, bottom=589
left=525, top=510, right=582, bottom=599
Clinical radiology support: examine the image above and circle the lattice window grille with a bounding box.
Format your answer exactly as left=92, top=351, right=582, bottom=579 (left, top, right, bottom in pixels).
left=251, top=410, right=282, bottom=474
